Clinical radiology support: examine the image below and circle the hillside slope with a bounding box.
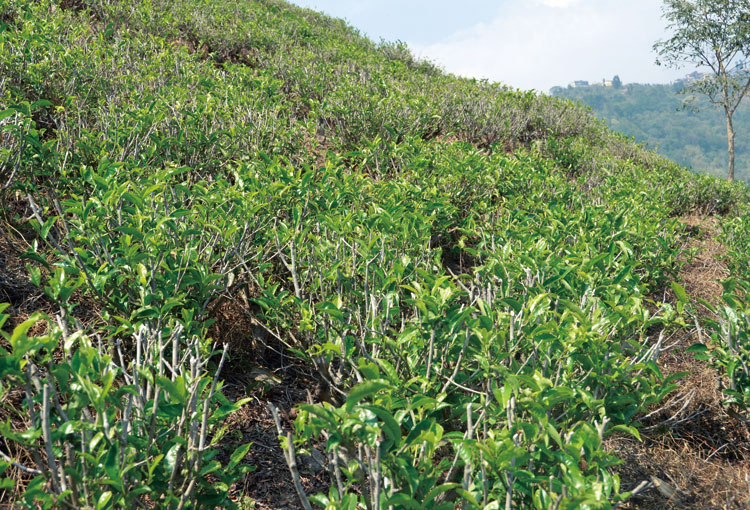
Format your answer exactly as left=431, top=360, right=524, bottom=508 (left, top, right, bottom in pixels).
left=1, top=1, right=750, bottom=509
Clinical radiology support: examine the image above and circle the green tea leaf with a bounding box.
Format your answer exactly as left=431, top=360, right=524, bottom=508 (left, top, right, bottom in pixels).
left=345, top=380, right=390, bottom=411
left=228, top=442, right=252, bottom=470
left=671, top=282, right=688, bottom=303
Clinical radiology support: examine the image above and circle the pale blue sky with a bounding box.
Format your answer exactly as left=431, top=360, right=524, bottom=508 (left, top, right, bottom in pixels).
left=291, top=0, right=687, bottom=92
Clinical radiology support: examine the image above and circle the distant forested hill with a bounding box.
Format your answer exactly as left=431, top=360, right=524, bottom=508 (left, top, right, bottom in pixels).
left=552, top=82, right=750, bottom=182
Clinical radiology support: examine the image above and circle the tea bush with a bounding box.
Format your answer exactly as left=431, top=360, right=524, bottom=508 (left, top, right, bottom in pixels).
left=690, top=279, right=750, bottom=414
left=722, top=214, right=750, bottom=277
left=692, top=215, right=750, bottom=416
left=0, top=306, right=254, bottom=509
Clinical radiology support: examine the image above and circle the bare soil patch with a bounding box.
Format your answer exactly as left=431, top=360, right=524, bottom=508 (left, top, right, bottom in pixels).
left=222, top=366, right=330, bottom=510
left=0, top=221, right=50, bottom=329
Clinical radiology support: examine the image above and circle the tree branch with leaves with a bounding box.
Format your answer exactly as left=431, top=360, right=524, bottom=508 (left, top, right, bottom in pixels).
left=654, top=0, right=750, bottom=180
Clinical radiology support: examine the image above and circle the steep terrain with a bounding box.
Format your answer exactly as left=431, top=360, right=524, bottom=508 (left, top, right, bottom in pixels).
left=1, top=1, right=750, bottom=509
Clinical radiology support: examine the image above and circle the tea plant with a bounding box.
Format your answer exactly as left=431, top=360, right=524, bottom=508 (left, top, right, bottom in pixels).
left=721, top=214, right=750, bottom=277
left=689, top=279, right=750, bottom=414
left=0, top=305, right=254, bottom=509
left=685, top=215, right=750, bottom=415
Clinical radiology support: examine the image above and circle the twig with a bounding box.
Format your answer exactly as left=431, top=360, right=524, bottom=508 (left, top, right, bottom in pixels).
left=373, top=438, right=382, bottom=510
left=463, top=404, right=473, bottom=491
left=425, top=329, right=435, bottom=381
left=436, top=407, right=487, bottom=504
left=613, top=479, right=653, bottom=509
left=439, top=326, right=471, bottom=395
left=42, top=383, right=65, bottom=494
left=0, top=450, right=43, bottom=476
left=269, top=403, right=312, bottom=510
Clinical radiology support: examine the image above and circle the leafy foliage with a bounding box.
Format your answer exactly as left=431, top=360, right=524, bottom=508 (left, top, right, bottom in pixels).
left=689, top=279, right=750, bottom=412
left=0, top=307, right=254, bottom=509
left=1, top=0, right=750, bottom=508
left=654, top=0, right=750, bottom=181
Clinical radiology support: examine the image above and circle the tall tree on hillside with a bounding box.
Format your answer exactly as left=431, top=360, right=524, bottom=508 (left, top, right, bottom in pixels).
left=654, top=0, right=750, bottom=181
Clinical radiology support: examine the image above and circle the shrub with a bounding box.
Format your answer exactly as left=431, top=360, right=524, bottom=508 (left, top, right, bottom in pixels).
left=0, top=306, right=254, bottom=509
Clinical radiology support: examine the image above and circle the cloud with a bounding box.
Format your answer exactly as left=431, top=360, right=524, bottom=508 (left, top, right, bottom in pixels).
left=409, top=0, right=683, bottom=92
left=291, top=1, right=504, bottom=45
left=534, top=0, right=581, bottom=7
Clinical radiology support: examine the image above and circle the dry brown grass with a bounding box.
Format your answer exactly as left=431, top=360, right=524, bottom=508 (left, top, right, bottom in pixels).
left=610, top=341, right=750, bottom=509
left=610, top=434, right=750, bottom=509
left=679, top=215, right=729, bottom=309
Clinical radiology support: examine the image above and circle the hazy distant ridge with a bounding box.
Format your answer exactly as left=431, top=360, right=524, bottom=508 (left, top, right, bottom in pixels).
left=552, top=81, right=750, bottom=182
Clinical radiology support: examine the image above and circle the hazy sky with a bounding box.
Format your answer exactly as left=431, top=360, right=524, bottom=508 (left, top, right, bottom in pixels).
left=291, top=0, right=688, bottom=92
